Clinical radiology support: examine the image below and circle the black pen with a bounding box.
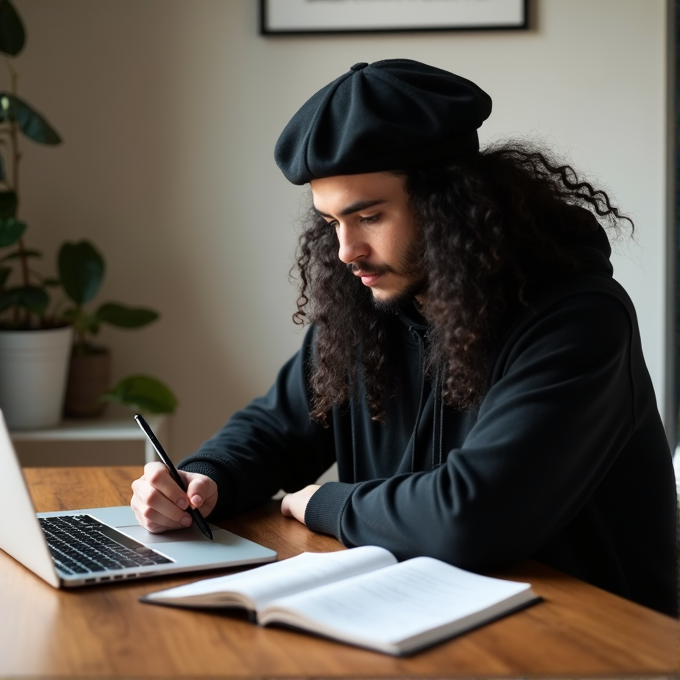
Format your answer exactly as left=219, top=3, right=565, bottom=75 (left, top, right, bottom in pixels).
left=134, top=414, right=214, bottom=541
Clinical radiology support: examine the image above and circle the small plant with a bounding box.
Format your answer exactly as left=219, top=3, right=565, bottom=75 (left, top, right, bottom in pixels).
left=0, top=0, right=62, bottom=329
left=58, top=240, right=158, bottom=354
left=58, top=239, right=178, bottom=414
left=102, top=374, right=178, bottom=415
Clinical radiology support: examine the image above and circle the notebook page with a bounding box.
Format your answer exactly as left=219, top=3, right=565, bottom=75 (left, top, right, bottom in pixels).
left=146, top=545, right=396, bottom=609
left=263, top=556, right=533, bottom=643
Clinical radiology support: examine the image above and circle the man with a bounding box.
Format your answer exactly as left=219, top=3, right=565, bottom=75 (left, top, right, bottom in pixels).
left=131, top=59, right=677, bottom=617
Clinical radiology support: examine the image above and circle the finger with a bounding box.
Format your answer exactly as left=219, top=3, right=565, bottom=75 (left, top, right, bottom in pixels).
left=131, top=472, right=192, bottom=528
left=280, top=494, right=293, bottom=517
left=143, top=462, right=191, bottom=507
left=130, top=491, right=191, bottom=532
left=130, top=486, right=181, bottom=534
left=130, top=496, right=174, bottom=534
left=184, top=473, right=218, bottom=514
left=280, top=492, right=305, bottom=523
left=131, top=501, right=182, bottom=532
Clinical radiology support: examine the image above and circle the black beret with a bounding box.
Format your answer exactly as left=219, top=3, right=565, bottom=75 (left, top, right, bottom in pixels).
left=275, top=58, right=492, bottom=185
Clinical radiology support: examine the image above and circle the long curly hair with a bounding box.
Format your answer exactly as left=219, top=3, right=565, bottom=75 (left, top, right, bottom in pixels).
left=292, top=141, right=633, bottom=423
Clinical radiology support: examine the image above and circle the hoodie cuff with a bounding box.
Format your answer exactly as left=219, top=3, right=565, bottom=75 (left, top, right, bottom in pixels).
left=304, top=481, right=356, bottom=541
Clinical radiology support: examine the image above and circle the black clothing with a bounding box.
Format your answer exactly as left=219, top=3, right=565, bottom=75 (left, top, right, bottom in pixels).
left=180, top=225, right=677, bottom=617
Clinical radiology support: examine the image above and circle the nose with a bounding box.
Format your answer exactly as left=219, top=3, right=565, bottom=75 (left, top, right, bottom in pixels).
left=336, top=223, right=369, bottom=265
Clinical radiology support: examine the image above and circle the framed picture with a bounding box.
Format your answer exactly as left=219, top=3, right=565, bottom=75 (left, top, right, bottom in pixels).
left=260, top=0, right=529, bottom=35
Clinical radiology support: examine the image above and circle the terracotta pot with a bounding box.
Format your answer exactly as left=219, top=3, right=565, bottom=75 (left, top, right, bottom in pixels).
left=64, top=349, right=112, bottom=418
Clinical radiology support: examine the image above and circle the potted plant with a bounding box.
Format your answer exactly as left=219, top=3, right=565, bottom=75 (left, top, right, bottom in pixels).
left=0, top=1, right=176, bottom=428
left=0, top=0, right=70, bottom=429
left=58, top=238, right=178, bottom=417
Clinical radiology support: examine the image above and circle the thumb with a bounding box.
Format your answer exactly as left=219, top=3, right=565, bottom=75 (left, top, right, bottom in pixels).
left=183, top=471, right=217, bottom=513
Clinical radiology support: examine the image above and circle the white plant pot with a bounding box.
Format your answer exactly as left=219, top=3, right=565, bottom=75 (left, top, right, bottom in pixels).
left=0, top=326, right=73, bottom=430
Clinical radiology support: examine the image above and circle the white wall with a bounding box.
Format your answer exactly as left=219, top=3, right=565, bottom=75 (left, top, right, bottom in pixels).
left=11, top=0, right=669, bottom=463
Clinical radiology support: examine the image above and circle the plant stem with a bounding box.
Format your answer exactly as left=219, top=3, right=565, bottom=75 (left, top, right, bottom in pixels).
left=6, top=60, right=25, bottom=289
left=8, top=59, right=18, bottom=193
left=2, top=57, right=29, bottom=327
left=75, top=304, right=86, bottom=353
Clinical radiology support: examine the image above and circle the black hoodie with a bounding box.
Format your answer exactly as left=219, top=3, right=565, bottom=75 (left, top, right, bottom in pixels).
left=181, top=224, right=677, bottom=617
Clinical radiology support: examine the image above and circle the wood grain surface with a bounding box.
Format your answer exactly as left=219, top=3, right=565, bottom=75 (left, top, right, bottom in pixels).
left=0, top=465, right=677, bottom=678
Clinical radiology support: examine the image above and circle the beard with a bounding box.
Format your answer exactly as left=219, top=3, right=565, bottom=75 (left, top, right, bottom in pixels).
left=347, top=236, right=426, bottom=315
left=371, top=278, right=427, bottom=314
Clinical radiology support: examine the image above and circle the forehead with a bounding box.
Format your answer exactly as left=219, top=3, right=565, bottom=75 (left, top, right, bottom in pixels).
left=310, top=172, right=408, bottom=213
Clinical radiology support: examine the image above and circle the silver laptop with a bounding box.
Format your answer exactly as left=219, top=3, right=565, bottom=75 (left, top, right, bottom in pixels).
left=0, top=411, right=277, bottom=587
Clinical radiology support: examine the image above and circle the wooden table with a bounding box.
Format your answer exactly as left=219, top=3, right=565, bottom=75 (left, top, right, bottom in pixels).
left=1, top=466, right=678, bottom=678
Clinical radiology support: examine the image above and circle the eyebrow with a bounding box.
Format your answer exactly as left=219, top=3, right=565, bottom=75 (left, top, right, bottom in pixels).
left=313, top=198, right=386, bottom=218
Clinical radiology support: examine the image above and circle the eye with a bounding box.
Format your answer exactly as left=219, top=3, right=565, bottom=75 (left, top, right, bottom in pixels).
left=360, top=213, right=380, bottom=225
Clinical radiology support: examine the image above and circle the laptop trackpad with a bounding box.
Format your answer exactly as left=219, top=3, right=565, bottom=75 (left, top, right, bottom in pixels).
left=117, top=524, right=209, bottom=543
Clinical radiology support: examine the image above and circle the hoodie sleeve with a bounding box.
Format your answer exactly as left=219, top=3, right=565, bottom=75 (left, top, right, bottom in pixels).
left=304, top=287, right=671, bottom=571
left=179, top=327, right=336, bottom=519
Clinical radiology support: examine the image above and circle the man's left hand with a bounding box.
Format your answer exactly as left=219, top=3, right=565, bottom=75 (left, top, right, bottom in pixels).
left=280, top=484, right=320, bottom=524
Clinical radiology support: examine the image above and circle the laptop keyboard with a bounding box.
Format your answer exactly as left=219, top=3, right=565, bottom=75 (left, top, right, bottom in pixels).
left=39, top=514, right=173, bottom=575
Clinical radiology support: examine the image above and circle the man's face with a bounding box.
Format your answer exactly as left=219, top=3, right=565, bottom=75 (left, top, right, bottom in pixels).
left=310, top=172, right=424, bottom=309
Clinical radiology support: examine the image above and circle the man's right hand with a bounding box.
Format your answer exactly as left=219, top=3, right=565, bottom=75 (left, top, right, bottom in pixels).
left=130, top=462, right=218, bottom=533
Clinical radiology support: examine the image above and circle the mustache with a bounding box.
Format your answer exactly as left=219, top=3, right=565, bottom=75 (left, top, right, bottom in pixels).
left=347, top=262, right=393, bottom=276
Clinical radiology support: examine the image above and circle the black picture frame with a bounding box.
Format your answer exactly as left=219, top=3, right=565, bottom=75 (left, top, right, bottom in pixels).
left=260, top=0, right=529, bottom=36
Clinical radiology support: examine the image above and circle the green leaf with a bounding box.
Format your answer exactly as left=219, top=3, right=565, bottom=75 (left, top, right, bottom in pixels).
left=0, top=285, right=48, bottom=314
left=102, top=375, right=178, bottom=414
left=96, top=302, right=159, bottom=328
left=58, top=240, right=104, bottom=304
left=60, top=306, right=99, bottom=335
left=0, top=265, right=10, bottom=288
left=80, top=314, right=99, bottom=336
left=0, top=190, right=17, bottom=219
left=19, top=286, right=49, bottom=314
left=0, top=247, right=41, bottom=262
left=60, top=307, right=79, bottom=324
left=0, top=216, right=24, bottom=246
left=0, top=289, right=12, bottom=312
left=0, top=0, right=25, bottom=56
left=0, top=92, right=61, bottom=145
